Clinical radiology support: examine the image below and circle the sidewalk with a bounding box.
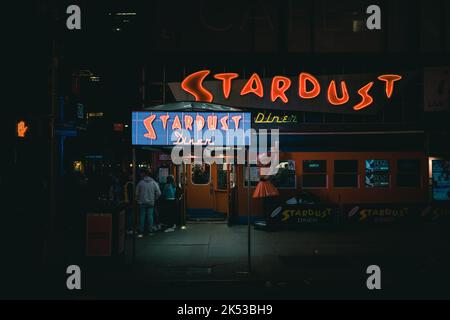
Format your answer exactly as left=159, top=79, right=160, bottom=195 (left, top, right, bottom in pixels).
left=79, top=222, right=450, bottom=299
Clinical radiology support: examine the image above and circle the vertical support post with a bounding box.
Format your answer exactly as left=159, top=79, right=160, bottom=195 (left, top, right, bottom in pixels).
left=46, top=39, right=58, bottom=264
left=247, top=148, right=252, bottom=274
left=132, top=147, right=137, bottom=263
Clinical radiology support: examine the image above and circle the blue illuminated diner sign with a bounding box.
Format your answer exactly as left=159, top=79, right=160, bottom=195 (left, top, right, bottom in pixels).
left=132, top=111, right=252, bottom=146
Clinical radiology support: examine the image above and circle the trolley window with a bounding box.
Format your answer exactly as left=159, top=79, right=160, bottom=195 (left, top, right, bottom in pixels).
left=271, top=160, right=296, bottom=189
left=397, top=159, right=421, bottom=187
left=217, top=164, right=228, bottom=190
left=432, top=160, right=450, bottom=201
left=191, top=163, right=210, bottom=185
left=365, top=159, right=390, bottom=188
left=334, top=160, right=358, bottom=187
left=244, top=165, right=260, bottom=187
left=303, top=160, right=327, bottom=188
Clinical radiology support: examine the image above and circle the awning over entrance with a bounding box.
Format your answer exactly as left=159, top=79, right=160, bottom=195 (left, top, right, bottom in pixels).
left=145, top=102, right=241, bottom=112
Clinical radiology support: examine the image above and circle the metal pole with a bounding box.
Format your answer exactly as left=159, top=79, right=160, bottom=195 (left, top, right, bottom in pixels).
left=132, top=147, right=136, bottom=263
left=247, top=148, right=251, bottom=274
left=46, top=39, right=58, bottom=264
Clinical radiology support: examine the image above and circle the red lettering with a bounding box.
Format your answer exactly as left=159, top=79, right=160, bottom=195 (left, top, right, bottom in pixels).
left=181, top=70, right=213, bottom=102
left=231, top=115, right=242, bottom=129
left=220, top=116, right=229, bottom=130
left=353, top=82, right=374, bottom=110
left=214, top=73, right=239, bottom=99
left=159, top=114, right=169, bottom=129
left=195, top=114, right=205, bottom=131
left=378, top=74, right=402, bottom=98
left=271, top=76, right=291, bottom=103
left=143, top=115, right=157, bottom=139
left=207, top=115, right=217, bottom=130
left=299, top=72, right=321, bottom=99
left=240, top=73, right=264, bottom=98
left=172, top=115, right=182, bottom=130
left=184, top=115, right=193, bottom=130
left=327, top=80, right=350, bottom=105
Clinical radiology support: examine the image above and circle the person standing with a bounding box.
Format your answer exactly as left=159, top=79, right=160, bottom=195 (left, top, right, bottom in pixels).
left=135, top=170, right=161, bottom=237
left=162, top=175, right=177, bottom=228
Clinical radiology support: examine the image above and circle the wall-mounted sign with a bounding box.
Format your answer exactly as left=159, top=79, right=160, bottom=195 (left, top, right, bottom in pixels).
left=344, top=204, right=417, bottom=224
left=269, top=203, right=338, bottom=226
left=132, top=111, right=252, bottom=146
left=420, top=204, right=450, bottom=223
left=169, top=70, right=404, bottom=114
left=252, top=111, right=299, bottom=129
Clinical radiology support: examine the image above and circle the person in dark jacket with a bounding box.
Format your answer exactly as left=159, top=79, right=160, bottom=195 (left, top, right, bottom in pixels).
left=136, top=170, right=161, bottom=237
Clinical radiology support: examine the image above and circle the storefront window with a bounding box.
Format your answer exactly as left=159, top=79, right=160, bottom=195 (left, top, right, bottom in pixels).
left=334, top=160, right=358, bottom=187
left=302, top=160, right=327, bottom=188
left=271, top=160, right=296, bottom=188
left=244, top=165, right=260, bottom=187
left=192, top=163, right=210, bottom=185
left=397, top=159, right=420, bottom=187
left=432, top=160, right=450, bottom=201
left=365, top=160, right=389, bottom=188
left=217, top=164, right=228, bottom=190
left=177, top=164, right=184, bottom=188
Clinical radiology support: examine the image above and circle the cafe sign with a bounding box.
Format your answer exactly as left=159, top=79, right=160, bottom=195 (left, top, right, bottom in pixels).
left=131, top=111, right=252, bottom=146
left=169, top=70, right=403, bottom=114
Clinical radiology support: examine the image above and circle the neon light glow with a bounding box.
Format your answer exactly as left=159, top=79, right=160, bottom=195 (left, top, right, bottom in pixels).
left=195, top=114, right=205, bottom=131
left=327, top=81, right=350, bottom=105
left=213, top=73, right=239, bottom=99
left=207, top=115, right=217, bottom=130
left=353, top=82, right=374, bottom=110
left=378, top=74, right=402, bottom=98
left=160, top=114, right=169, bottom=129
left=240, top=73, right=264, bottom=98
left=143, top=115, right=156, bottom=139
left=132, top=112, right=252, bottom=146
left=179, top=70, right=403, bottom=112
left=299, top=72, right=321, bottom=99
left=271, top=76, right=291, bottom=103
left=17, top=121, right=28, bottom=138
left=181, top=70, right=213, bottom=102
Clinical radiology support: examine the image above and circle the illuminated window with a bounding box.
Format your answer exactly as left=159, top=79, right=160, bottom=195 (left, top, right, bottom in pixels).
left=334, top=160, right=358, bottom=187
left=191, top=164, right=210, bottom=185
left=271, top=160, right=296, bottom=189
left=432, top=160, right=450, bottom=201
left=365, top=160, right=390, bottom=188
left=302, top=160, right=327, bottom=188
left=217, top=165, right=228, bottom=190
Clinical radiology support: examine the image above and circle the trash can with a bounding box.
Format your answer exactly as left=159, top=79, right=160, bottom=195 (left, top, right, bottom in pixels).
left=85, top=201, right=126, bottom=259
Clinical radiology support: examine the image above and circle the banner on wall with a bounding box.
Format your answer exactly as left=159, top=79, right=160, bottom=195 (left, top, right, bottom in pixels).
left=269, top=203, right=339, bottom=226
left=343, top=204, right=419, bottom=224
left=420, top=204, right=450, bottom=222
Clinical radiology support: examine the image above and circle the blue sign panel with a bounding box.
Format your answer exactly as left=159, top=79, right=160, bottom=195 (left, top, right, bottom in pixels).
left=132, top=111, right=252, bottom=146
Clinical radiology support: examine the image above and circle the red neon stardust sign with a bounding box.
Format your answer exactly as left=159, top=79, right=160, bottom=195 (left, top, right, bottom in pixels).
left=181, top=70, right=402, bottom=111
